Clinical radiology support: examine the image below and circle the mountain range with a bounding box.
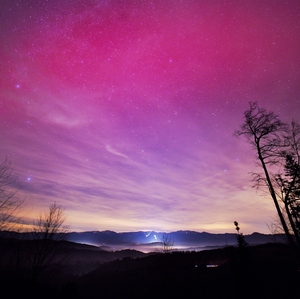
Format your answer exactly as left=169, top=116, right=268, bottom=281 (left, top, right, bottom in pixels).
left=1, top=230, right=285, bottom=252
left=66, top=230, right=285, bottom=252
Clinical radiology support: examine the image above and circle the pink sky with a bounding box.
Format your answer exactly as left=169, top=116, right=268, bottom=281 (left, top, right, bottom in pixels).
left=1, top=0, right=300, bottom=233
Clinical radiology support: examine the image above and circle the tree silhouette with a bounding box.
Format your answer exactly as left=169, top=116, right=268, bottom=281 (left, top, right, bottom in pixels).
left=234, top=221, right=248, bottom=249
left=0, top=157, right=23, bottom=232
left=275, top=152, right=300, bottom=243
left=161, top=234, right=174, bottom=253
left=30, top=202, right=69, bottom=282
left=235, top=102, right=300, bottom=265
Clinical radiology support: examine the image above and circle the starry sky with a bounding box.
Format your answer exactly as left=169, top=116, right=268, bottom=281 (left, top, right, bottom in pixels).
left=1, top=0, right=300, bottom=234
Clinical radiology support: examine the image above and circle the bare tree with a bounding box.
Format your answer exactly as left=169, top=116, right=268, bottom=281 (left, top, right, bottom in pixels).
left=161, top=234, right=174, bottom=253
left=235, top=102, right=300, bottom=264
left=276, top=122, right=300, bottom=236
left=30, top=202, right=69, bottom=281
left=0, top=157, right=23, bottom=232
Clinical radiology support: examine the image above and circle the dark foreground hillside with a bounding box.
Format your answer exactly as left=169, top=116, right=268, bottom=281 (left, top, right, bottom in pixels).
left=1, top=242, right=299, bottom=298
left=74, top=243, right=299, bottom=299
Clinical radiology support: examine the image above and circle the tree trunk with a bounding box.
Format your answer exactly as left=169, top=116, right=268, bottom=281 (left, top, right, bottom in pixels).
left=257, top=145, right=300, bottom=266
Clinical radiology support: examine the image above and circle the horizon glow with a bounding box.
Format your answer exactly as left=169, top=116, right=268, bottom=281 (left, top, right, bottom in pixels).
left=1, top=0, right=300, bottom=234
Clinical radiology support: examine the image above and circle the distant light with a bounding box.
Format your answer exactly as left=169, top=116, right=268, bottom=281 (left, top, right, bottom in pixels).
left=206, top=264, right=219, bottom=268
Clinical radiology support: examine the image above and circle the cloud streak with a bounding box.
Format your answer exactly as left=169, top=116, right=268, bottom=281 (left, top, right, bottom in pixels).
left=1, top=0, right=299, bottom=234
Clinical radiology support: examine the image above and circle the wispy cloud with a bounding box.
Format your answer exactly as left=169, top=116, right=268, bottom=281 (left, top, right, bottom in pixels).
left=105, top=144, right=129, bottom=160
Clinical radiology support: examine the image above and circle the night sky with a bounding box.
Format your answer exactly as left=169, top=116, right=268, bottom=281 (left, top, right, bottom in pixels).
left=1, top=0, right=300, bottom=233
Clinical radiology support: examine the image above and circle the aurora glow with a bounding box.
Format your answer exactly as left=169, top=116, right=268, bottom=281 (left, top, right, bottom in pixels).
left=1, top=0, right=300, bottom=233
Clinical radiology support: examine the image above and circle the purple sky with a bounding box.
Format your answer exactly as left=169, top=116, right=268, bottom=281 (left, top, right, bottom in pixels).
left=1, top=0, right=300, bottom=233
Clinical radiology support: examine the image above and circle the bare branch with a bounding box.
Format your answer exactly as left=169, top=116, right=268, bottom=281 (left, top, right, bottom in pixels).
left=0, top=157, right=23, bottom=232
left=30, top=203, right=69, bottom=282
left=235, top=102, right=300, bottom=266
